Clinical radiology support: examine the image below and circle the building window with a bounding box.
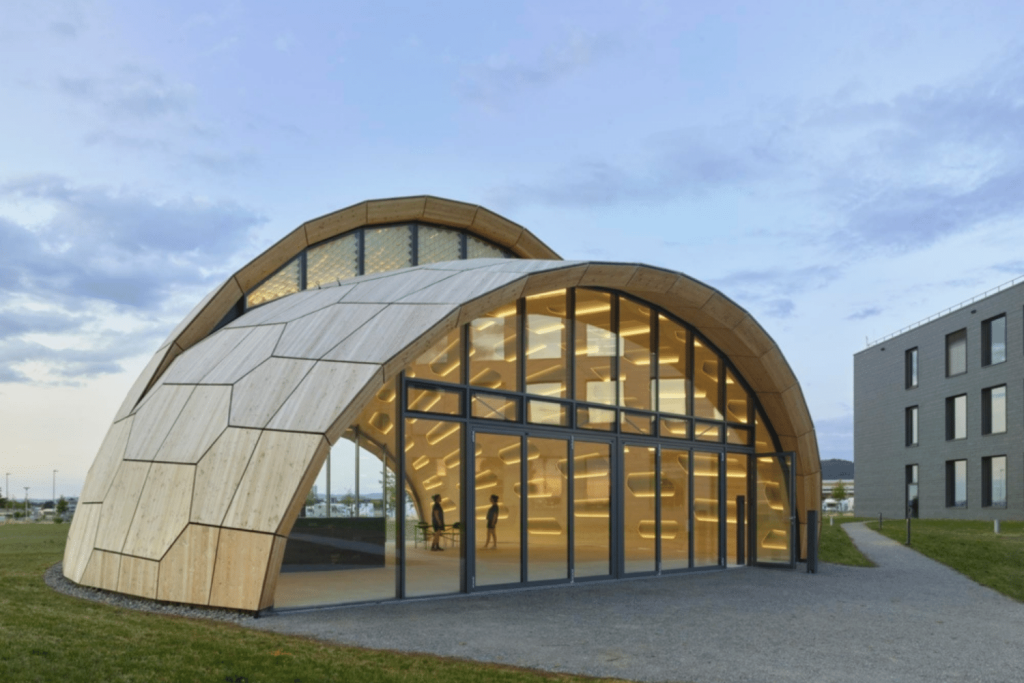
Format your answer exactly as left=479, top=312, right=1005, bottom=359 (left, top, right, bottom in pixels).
left=946, top=329, right=967, bottom=377
left=981, top=315, right=1006, bottom=366
left=906, top=464, right=919, bottom=518
left=945, top=459, right=967, bottom=508
left=982, top=385, right=1007, bottom=435
left=905, top=406, right=919, bottom=446
left=905, top=347, right=918, bottom=388
left=945, top=394, right=967, bottom=440
left=982, top=455, right=1007, bottom=508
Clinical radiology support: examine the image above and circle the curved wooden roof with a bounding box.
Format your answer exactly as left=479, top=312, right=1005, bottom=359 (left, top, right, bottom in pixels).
left=66, top=257, right=820, bottom=611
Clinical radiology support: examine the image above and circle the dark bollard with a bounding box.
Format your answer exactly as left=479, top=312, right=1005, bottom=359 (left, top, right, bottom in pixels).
left=736, top=495, right=746, bottom=565
left=806, top=510, right=818, bottom=574
left=878, top=512, right=883, bottom=531
left=905, top=515, right=911, bottom=546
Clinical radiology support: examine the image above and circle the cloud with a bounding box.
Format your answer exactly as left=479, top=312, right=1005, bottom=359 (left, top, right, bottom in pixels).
left=706, top=265, right=842, bottom=316
left=0, top=177, right=264, bottom=384
left=57, top=65, right=191, bottom=120
left=493, top=46, right=1024, bottom=260
left=847, top=307, right=881, bottom=320
left=460, top=32, right=617, bottom=106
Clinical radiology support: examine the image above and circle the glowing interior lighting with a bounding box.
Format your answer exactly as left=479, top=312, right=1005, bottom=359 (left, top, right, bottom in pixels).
left=575, top=303, right=611, bottom=316
left=532, top=322, right=565, bottom=335
left=619, top=325, right=648, bottom=337
left=526, top=289, right=565, bottom=302
left=426, top=421, right=460, bottom=445
left=423, top=476, right=443, bottom=490
left=412, top=456, right=429, bottom=470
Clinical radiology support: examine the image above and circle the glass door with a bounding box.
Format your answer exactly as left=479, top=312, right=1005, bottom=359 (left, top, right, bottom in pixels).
left=753, top=452, right=795, bottom=567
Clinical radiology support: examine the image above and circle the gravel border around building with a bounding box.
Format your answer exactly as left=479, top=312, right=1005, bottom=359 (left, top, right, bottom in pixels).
left=49, top=525, right=1024, bottom=683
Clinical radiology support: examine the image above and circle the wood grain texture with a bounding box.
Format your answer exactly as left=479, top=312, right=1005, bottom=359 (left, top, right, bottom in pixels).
left=275, top=438, right=330, bottom=537
left=221, top=431, right=327, bottom=534
left=578, top=263, right=638, bottom=288
left=200, top=324, right=284, bottom=384
left=366, top=196, right=426, bottom=224
left=321, top=304, right=458, bottom=364
left=191, top=427, right=263, bottom=526
left=208, top=529, right=275, bottom=611
left=470, top=207, right=523, bottom=249
left=626, top=267, right=680, bottom=295
left=304, top=202, right=367, bottom=246
left=397, top=269, right=527, bottom=305
left=124, top=385, right=196, bottom=461
left=157, top=524, right=220, bottom=605
left=159, top=327, right=255, bottom=385
left=259, top=535, right=289, bottom=610
left=226, top=285, right=354, bottom=329
left=274, top=304, right=386, bottom=360
left=118, top=555, right=159, bottom=599
left=153, top=386, right=231, bottom=464
left=266, top=361, right=383, bottom=434
left=114, top=345, right=178, bottom=421
left=63, top=503, right=102, bottom=584
left=520, top=264, right=588, bottom=297
left=228, top=357, right=316, bottom=429
left=233, top=229, right=309, bottom=294
left=94, top=461, right=152, bottom=553
left=79, top=417, right=133, bottom=503
left=175, top=277, right=245, bottom=352
left=80, top=549, right=121, bottom=592
left=121, top=463, right=195, bottom=560
left=343, top=269, right=459, bottom=304
left=423, top=197, right=477, bottom=228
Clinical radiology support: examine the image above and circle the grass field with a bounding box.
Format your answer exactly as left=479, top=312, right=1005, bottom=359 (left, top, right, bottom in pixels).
left=0, top=523, right=624, bottom=683
left=875, top=518, right=1024, bottom=602
left=817, top=516, right=874, bottom=567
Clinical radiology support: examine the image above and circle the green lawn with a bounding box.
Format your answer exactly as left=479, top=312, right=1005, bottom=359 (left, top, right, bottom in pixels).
left=874, top=518, right=1024, bottom=602
left=818, top=516, right=874, bottom=567
left=0, top=523, right=625, bottom=683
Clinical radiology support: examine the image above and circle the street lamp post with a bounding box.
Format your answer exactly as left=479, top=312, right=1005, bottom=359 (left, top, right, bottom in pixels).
left=53, top=470, right=57, bottom=511
left=24, top=487, right=29, bottom=519
left=4, top=473, right=9, bottom=511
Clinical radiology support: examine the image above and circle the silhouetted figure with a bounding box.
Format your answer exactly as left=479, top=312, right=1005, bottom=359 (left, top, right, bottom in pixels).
left=431, top=494, right=445, bottom=551
left=484, top=494, right=499, bottom=549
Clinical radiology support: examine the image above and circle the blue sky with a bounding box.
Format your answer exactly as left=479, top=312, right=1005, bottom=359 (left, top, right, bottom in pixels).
left=3, top=0, right=1024, bottom=498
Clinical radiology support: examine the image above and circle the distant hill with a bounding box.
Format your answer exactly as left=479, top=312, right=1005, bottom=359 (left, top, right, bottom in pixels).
left=820, top=459, right=854, bottom=480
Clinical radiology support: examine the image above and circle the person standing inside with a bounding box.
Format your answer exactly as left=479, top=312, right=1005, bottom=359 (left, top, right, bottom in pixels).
left=430, top=494, right=445, bottom=551
left=484, top=494, right=499, bottom=549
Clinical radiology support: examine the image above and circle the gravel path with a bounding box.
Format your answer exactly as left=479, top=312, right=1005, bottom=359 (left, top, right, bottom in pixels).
left=49, top=523, right=1024, bottom=682
left=248, top=523, right=1024, bottom=683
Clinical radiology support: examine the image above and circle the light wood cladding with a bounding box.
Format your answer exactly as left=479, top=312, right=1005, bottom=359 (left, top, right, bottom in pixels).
left=209, top=529, right=275, bottom=611
left=124, top=385, right=196, bottom=461
left=115, top=346, right=175, bottom=421
left=304, top=202, right=367, bottom=245
left=520, top=264, right=587, bottom=297
left=228, top=358, right=316, bottom=429
left=423, top=197, right=477, bottom=228
left=80, top=550, right=121, bottom=592
left=343, top=269, right=458, bottom=304
left=79, top=417, right=132, bottom=503
left=366, top=196, right=426, bottom=224
left=63, top=503, right=102, bottom=583
left=154, top=386, right=231, bottom=464
left=201, top=324, right=284, bottom=384
left=321, top=304, right=458, bottom=364
left=579, top=264, right=638, bottom=288
left=221, top=431, right=327, bottom=534
left=158, top=524, right=220, bottom=605
left=259, top=535, right=289, bottom=610
left=73, top=202, right=822, bottom=604
left=191, top=428, right=262, bottom=526
left=94, top=461, right=151, bottom=553
left=175, top=278, right=245, bottom=352
left=470, top=207, right=524, bottom=249
left=267, top=362, right=383, bottom=434
left=626, top=267, right=679, bottom=294
left=118, top=555, right=159, bottom=599
left=274, top=304, right=386, bottom=359
left=233, top=229, right=309, bottom=294
left=159, top=328, right=254, bottom=385
left=122, top=463, right=195, bottom=560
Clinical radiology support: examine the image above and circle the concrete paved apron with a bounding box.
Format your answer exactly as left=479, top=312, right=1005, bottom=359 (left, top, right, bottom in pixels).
left=249, top=523, right=1024, bottom=683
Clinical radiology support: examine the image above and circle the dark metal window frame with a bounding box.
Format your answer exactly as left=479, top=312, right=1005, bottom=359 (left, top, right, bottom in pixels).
left=981, top=314, right=1006, bottom=367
